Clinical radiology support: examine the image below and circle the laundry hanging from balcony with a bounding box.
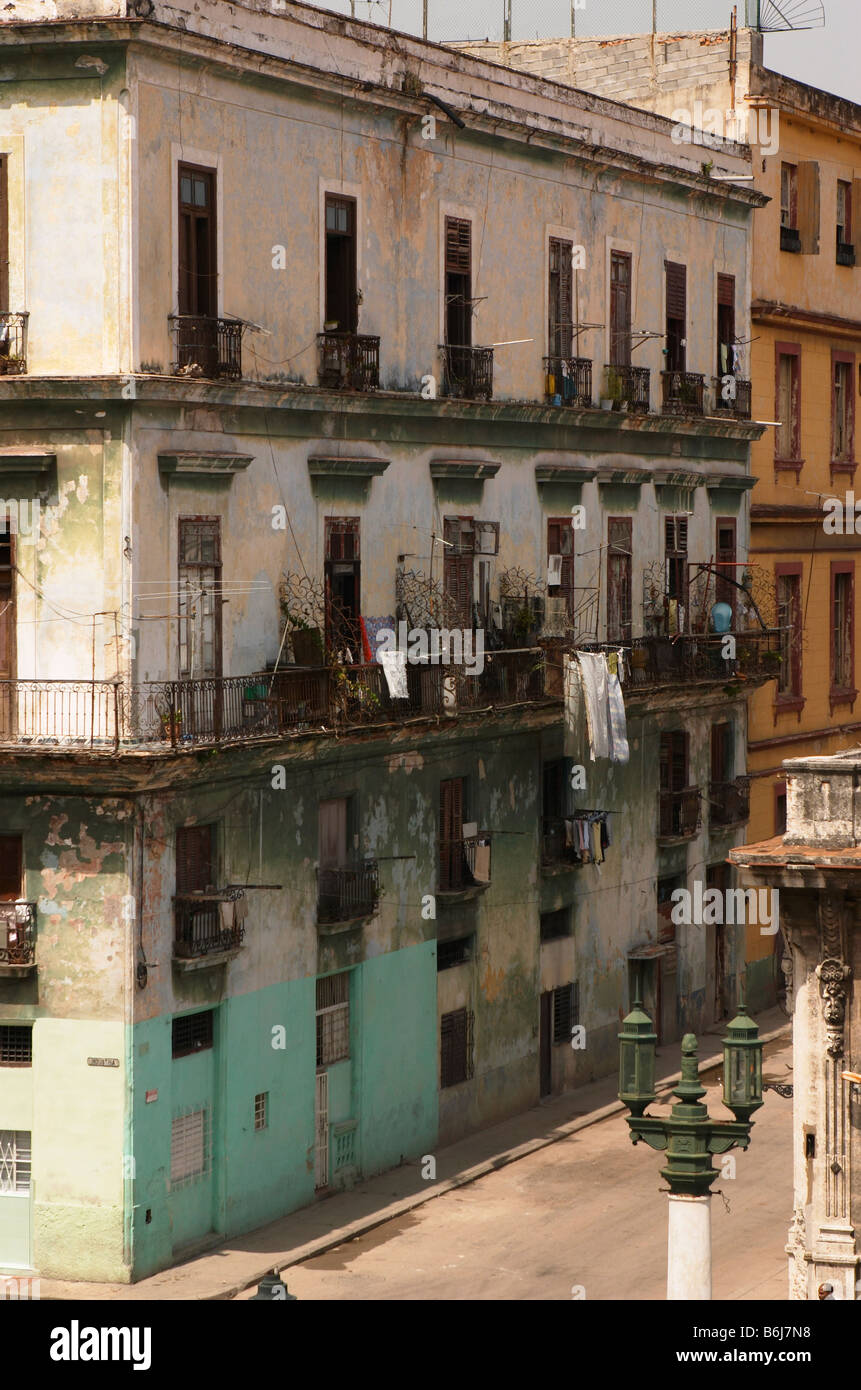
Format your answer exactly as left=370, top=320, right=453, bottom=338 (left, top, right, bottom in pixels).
left=564, top=811, right=611, bottom=865
left=379, top=649, right=408, bottom=699
left=564, top=651, right=629, bottom=763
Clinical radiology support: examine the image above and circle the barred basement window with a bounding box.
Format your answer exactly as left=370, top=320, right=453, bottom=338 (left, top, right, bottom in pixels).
left=170, top=1108, right=210, bottom=1187
left=172, top=1009, right=214, bottom=1060
left=440, top=1007, right=473, bottom=1088
left=540, top=908, right=571, bottom=943
left=254, top=1092, right=268, bottom=1131
left=437, top=935, right=473, bottom=970
left=0, top=1129, right=31, bottom=1194
left=316, top=972, right=350, bottom=1066
left=0, top=1024, right=32, bottom=1066
left=552, top=982, right=579, bottom=1045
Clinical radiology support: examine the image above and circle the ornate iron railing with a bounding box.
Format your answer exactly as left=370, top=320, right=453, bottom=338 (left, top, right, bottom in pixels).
left=714, top=375, right=752, bottom=419
left=544, top=355, right=592, bottom=407
left=0, top=902, right=36, bottom=966
left=439, top=833, right=492, bottom=892
left=168, top=315, right=243, bottom=380
left=317, top=332, right=380, bottom=391
left=604, top=364, right=650, bottom=412
left=0, top=312, right=28, bottom=375
left=658, top=787, right=700, bottom=839
left=709, top=778, right=750, bottom=827
left=173, top=888, right=246, bottom=959
left=317, top=861, right=380, bottom=925
left=661, top=371, right=705, bottom=416
left=440, top=344, right=494, bottom=400
left=0, top=679, right=123, bottom=747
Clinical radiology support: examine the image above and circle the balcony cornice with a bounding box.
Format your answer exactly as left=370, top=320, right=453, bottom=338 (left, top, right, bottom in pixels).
left=308, top=454, right=390, bottom=479
left=158, top=451, right=254, bottom=477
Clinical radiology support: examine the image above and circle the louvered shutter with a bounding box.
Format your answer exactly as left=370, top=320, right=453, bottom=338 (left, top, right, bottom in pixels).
left=717, top=274, right=735, bottom=308
left=176, top=826, right=213, bottom=895
left=445, top=217, right=471, bottom=275
left=0, top=835, right=21, bottom=901
left=797, top=161, right=820, bottom=254
left=610, top=252, right=631, bottom=366
left=665, top=261, right=687, bottom=319
left=672, top=732, right=688, bottom=792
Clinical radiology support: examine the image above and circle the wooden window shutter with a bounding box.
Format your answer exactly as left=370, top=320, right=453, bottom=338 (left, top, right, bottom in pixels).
left=0, top=835, right=21, bottom=901
left=665, top=261, right=687, bottom=319
left=717, top=273, right=734, bottom=308
left=176, top=826, right=213, bottom=895
left=608, top=517, right=631, bottom=552
left=672, top=732, right=688, bottom=791
left=445, top=217, right=471, bottom=275
left=440, top=777, right=463, bottom=843
left=852, top=178, right=861, bottom=243
left=665, top=515, right=688, bottom=553
left=659, top=735, right=671, bottom=793
left=797, top=161, right=821, bottom=254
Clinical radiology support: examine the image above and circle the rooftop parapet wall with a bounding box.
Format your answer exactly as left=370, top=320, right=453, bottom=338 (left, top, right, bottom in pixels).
left=783, top=752, right=861, bottom=849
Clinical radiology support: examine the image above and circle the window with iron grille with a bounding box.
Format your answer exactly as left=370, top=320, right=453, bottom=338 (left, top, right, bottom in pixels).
left=254, top=1092, right=268, bottom=1131
left=178, top=518, right=222, bottom=678
left=437, top=935, right=473, bottom=971
left=0, top=1024, right=31, bottom=1066
left=440, top=1007, right=473, bottom=1088
left=316, top=972, right=350, bottom=1066
left=0, top=1128, right=31, bottom=1194
left=552, top=982, right=578, bottom=1044
left=172, top=1009, right=214, bottom=1059
left=170, top=1108, right=210, bottom=1186
left=540, top=908, right=571, bottom=943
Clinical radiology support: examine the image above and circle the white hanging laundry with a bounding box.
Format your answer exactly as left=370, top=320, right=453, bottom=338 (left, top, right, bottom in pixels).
left=607, top=668, right=629, bottom=764
left=547, top=554, right=563, bottom=587
left=379, top=650, right=408, bottom=699
left=575, top=651, right=610, bottom=761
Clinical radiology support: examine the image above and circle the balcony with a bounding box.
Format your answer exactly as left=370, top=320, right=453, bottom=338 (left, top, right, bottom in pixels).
left=440, top=344, right=494, bottom=401
left=0, top=312, right=28, bottom=375
left=439, top=834, right=492, bottom=895
left=0, top=651, right=551, bottom=754
left=173, top=889, right=246, bottom=966
left=661, top=371, right=705, bottom=417
left=603, top=364, right=650, bottom=413
left=168, top=315, right=243, bottom=380
left=714, top=375, right=751, bottom=420
left=780, top=226, right=801, bottom=253
left=317, top=861, right=380, bottom=926
left=317, top=332, right=380, bottom=391
left=658, top=787, right=700, bottom=841
left=837, top=241, right=856, bottom=267
left=541, top=817, right=581, bottom=869
left=0, top=902, right=36, bottom=977
left=580, top=630, right=782, bottom=690
left=709, top=778, right=750, bottom=828
left=544, top=356, right=592, bottom=408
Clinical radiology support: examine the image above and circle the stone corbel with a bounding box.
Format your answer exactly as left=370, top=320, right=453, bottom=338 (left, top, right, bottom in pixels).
left=816, top=892, right=851, bottom=1060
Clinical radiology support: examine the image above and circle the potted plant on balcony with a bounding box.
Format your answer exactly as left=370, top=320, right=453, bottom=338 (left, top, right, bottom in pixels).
left=157, top=703, right=182, bottom=741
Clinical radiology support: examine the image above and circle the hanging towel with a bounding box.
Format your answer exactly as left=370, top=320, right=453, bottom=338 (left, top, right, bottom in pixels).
left=379, top=650, right=408, bottom=699
left=359, top=616, right=373, bottom=664
left=607, top=669, right=630, bottom=765
left=575, top=651, right=610, bottom=760
left=563, top=655, right=589, bottom=764
left=547, top=554, right=563, bottom=587
left=616, top=648, right=626, bottom=685
left=564, top=817, right=575, bottom=848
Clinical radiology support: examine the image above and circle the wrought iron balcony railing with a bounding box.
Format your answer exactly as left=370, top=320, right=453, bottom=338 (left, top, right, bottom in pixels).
left=440, top=344, right=494, bottom=401
left=169, top=315, right=243, bottom=380
left=544, top=356, right=592, bottom=408
left=317, top=332, right=380, bottom=391
left=439, top=833, right=492, bottom=893
left=604, top=364, right=650, bottom=413
left=661, top=371, right=705, bottom=416
left=0, top=312, right=28, bottom=375
left=578, top=630, right=782, bottom=690
left=837, top=240, right=856, bottom=267
left=317, top=861, right=380, bottom=925
left=713, top=376, right=752, bottom=419
left=0, top=902, right=36, bottom=968
left=709, top=778, right=750, bottom=827
left=780, top=225, right=801, bottom=253
left=541, top=817, right=581, bottom=868
left=658, top=787, right=700, bottom=840
left=173, top=888, right=246, bottom=960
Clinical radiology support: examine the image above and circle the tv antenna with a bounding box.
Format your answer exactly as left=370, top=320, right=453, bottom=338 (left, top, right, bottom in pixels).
left=747, top=0, right=825, bottom=31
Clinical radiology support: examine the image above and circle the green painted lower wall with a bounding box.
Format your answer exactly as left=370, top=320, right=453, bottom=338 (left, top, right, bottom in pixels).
left=129, top=942, right=437, bottom=1280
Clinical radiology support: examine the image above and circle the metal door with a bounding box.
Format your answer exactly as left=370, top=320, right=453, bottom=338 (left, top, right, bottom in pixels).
left=315, top=1071, right=329, bottom=1191
left=0, top=1129, right=32, bottom=1269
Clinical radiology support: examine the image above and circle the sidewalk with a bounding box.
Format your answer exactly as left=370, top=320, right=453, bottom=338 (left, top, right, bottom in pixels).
left=41, top=1007, right=790, bottom=1302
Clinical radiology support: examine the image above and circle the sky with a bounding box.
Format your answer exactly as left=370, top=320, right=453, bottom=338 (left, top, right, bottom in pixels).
left=314, top=0, right=859, bottom=105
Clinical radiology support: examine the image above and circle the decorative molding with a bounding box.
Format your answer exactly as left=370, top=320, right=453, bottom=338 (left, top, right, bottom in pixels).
left=158, top=452, right=254, bottom=477
left=595, top=467, right=650, bottom=487
left=653, top=470, right=704, bottom=489
left=816, top=893, right=850, bottom=1061
left=534, top=463, right=597, bottom=484
left=0, top=451, right=56, bottom=475
left=430, top=459, right=500, bottom=480
left=705, top=474, right=757, bottom=492
left=308, top=455, right=390, bottom=479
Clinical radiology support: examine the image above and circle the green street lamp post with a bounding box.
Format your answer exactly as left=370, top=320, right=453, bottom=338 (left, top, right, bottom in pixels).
left=618, top=997, right=764, bottom=1300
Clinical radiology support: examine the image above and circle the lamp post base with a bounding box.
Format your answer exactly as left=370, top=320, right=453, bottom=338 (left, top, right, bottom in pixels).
left=667, top=1193, right=712, bottom=1300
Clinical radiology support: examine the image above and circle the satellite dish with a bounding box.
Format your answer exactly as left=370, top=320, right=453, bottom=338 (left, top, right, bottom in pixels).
left=748, top=0, right=825, bottom=31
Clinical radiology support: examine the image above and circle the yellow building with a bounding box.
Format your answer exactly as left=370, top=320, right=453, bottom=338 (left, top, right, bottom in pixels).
left=745, top=71, right=861, bottom=1004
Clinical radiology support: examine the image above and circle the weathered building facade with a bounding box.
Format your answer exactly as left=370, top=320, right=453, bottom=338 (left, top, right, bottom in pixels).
left=0, top=0, right=772, bottom=1281
left=731, top=751, right=861, bottom=1301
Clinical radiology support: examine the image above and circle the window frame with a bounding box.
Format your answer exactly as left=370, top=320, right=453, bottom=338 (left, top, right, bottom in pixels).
left=774, top=342, right=803, bottom=470
left=831, top=349, right=856, bottom=471
left=440, top=1006, right=473, bottom=1088
left=606, top=515, right=632, bottom=643
left=780, top=162, right=798, bottom=230
left=830, top=560, right=856, bottom=707
left=774, top=562, right=804, bottom=710
left=551, top=982, right=578, bottom=1045
left=177, top=162, right=217, bottom=319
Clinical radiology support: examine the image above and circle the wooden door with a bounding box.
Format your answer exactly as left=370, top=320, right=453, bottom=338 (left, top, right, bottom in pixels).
left=319, top=798, right=348, bottom=870
left=609, top=251, right=631, bottom=366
